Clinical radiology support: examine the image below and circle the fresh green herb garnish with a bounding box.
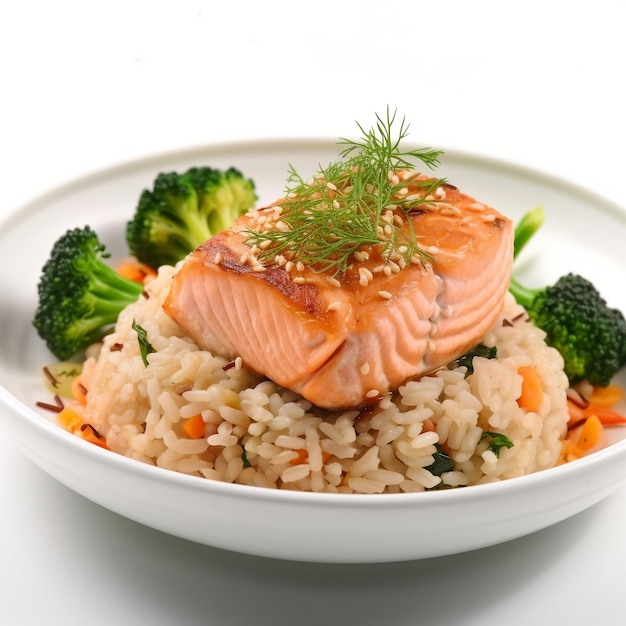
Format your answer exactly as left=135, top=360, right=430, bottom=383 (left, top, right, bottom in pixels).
left=425, top=444, right=455, bottom=476
left=132, top=319, right=155, bottom=367
left=456, top=344, right=497, bottom=375
left=245, top=108, right=446, bottom=275
left=482, top=431, right=514, bottom=457
left=241, top=449, right=251, bottom=469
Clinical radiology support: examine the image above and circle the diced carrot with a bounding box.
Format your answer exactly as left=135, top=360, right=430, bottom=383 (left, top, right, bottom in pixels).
left=587, top=409, right=626, bottom=426
left=289, top=449, right=309, bottom=465
left=56, top=407, right=109, bottom=449
left=71, top=374, right=88, bottom=406
left=57, top=406, right=84, bottom=432
left=116, top=259, right=157, bottom=284
left=567, top=400, right=626, bottom=429
left=182, top=414, right=206, bottom=439
left=574, top=414, right=603, bottom=452
left=560, top=438, right=584, bottom=463
left=78, top=424, right=110, bottom=449
left=566, top=399, right=586, bottom=425
left=288, top=449, right=332, bottom=466
left=422, top=418, right=436, bottom=432
left=588, top=385, right=624, bottom=408
left=517, top=365, right=543, bottom=412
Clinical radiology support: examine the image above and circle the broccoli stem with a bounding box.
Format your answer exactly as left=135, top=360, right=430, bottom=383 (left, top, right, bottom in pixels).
left=513, top=205, right=545, bottom=260
left=508, top=276, right=537, bottom=310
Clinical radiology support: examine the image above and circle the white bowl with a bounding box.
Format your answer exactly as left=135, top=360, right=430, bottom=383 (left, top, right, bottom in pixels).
left=1, top=139, right=625, bottom=563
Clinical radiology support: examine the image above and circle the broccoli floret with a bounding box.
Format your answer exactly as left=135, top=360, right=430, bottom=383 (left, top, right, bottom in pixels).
left=126, top=166, right=257, bottom=268
left=510, top=208, right=626, bottom=386
left=33, top=226, right=144, bottom=360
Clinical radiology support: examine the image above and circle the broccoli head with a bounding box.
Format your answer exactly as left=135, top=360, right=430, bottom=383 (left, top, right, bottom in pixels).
left=511, top=207, right=626, bottom=386
left=509, top=273, right=626, bottom=387
left=126, top=166, right=257, bottom=268
left=33, top=226, right=144, bottom=360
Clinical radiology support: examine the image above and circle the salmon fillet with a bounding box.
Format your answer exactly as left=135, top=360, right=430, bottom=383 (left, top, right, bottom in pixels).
left=164, top=174, right=513, bottom=409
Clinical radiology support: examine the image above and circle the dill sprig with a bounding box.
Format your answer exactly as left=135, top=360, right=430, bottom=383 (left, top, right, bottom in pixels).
left=245, top=108, right=446, bottom=275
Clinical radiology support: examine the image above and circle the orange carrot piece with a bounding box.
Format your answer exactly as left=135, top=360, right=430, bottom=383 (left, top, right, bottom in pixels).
left=517, top=365, right=543, bottom=412
left=182, top=414, right=206, bottom=439
left=71, top=374, right=88, bottom=406
left=588, top=385, right=624, bottom=408
left=586, top=409, right=626, bottom=426
left=57, top=407, right=110, bottom=449
left=560, top=438, right=584, bottom=463
left=116, top=260, right=157, bottom=284
left=575, top=414, right=603, bottom=452
left=288, top=449, right=332, bottom=466
left=78, top=424, right=110, bottom=449
left=566, top=399, right=586, bottom=425
left=57, top=406, right=84, bottom=432
left=289, top=449, right=309, bottom=465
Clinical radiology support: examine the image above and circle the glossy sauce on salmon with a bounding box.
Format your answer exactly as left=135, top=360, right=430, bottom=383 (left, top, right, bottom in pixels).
left=164, top=174, right=513, bottom=409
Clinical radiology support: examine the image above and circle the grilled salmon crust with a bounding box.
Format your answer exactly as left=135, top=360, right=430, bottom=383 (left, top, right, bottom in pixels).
left=164, top=182, right=513, bottom=409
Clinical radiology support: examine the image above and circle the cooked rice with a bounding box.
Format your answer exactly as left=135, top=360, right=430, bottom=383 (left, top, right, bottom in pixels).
left=79, top=264, right=570, bottom=493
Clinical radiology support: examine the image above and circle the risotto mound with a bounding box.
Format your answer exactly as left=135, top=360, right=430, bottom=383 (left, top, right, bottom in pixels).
left=79, top=265, right=570, bottom=494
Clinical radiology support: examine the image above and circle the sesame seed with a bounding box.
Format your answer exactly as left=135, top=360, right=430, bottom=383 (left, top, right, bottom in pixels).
left=469, top=202, right=485, bottom=211
left=326, top=181, right=337, bottom=191
left=383, top=265, right=392, bottom=276
left=327, top=301, right=341, bottom=311
left=365, top=389, right=380, bottom=399
left=252, top=264, right=266, bottom=272
left=332, top=199, right=340, bottom=209
left=296, top=261, right=305, bottom=272
left=293, top=276, right=306, bottom=284
left=327, top=276, right=341, bottom=287
left=359, top=267, right=373, bottom=286
left=235, top=356, right=243, bottom=370
left=214, top=252, right=223, bottom=264
left=481, top=213, right=496, bottom=222
left=435, top=186, right=447, bottom=200
left=285, top=261, right=294, bottom=272
left=239, top=252, right=249, bottom=264
left=360, top=362, right=371, bottom=375
left=378, top=290, right=392, bottom=299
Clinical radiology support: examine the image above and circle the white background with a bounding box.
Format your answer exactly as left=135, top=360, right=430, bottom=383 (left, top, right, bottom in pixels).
left=1, top=1, right=625, bottom=624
